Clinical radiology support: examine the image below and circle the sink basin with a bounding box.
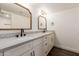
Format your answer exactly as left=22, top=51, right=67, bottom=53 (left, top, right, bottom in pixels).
left=26, top=33, right=43, bottom=37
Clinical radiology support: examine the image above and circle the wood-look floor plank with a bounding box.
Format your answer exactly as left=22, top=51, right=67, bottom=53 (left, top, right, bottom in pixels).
left=48, top=47, right=79, bottom=56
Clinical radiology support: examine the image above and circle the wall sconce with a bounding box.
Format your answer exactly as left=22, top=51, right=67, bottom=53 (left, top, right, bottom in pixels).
left=40, top=10, right=47, bottom=17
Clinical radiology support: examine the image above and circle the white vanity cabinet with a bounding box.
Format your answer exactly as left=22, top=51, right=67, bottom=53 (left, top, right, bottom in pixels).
left=42, top=34, right=54, bottom=55
left=4, top=42, right=32, bottom=56
left=3, top=33, right=54, bottom=56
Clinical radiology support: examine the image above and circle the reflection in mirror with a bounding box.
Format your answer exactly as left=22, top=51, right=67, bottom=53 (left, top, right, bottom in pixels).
left=38, top=16, right=47, bottom=31
left=0, top=3, right=32, bottom=30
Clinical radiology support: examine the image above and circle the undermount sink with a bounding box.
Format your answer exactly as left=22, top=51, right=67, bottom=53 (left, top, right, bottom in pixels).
left=26, top=33, right=43, bottom=37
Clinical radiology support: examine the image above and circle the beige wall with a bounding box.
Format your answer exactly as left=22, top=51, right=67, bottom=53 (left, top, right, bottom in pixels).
left=54, top=7, right=79, bottom=53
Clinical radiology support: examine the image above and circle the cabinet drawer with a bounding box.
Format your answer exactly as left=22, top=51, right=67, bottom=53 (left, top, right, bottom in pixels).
left=4, top=42, right=32, bottom=56
left=33, top=43, right=44, bottom=56
left=32, top=38, right=42, bottom=46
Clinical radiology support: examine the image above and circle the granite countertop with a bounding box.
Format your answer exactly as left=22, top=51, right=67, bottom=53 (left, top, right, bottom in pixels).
left=0, top=32, right=54, bottom=52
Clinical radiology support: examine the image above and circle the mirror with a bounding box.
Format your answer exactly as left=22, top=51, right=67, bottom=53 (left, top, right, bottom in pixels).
left=38, top=16, right=47, bottom=30
left=0, top=3, right=32, bottom=30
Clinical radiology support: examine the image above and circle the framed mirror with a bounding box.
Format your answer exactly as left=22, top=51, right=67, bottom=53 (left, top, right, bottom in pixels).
left=0, top=3, right=32, bottom=30
left=38, top=16, right=47, bottom=30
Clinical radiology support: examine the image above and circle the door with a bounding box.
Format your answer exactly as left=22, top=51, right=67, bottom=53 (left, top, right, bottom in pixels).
left=42, top=36, right=49, bottom=55
left=21, top=50, right=33, bottom=56
left=33, top=43, right=44, bottom=56
left=32, top=38, right=44, bottom=56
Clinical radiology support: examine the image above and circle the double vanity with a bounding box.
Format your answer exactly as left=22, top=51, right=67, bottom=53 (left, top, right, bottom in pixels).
left=0, top=31, right=55, bottom=56
left=0, top=3, right=55, bottom=56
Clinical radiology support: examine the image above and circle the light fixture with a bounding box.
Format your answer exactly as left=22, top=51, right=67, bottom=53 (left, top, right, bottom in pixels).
left=40, top=10, right=47, bottom=17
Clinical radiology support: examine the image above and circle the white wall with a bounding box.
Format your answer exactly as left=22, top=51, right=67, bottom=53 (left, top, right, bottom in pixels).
left=54, top=7, right=79, bottom=53
left=20, top=3, right=54, bottom=31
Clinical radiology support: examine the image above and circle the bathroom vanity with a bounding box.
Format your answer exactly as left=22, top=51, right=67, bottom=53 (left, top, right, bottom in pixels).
left=0, top=3, right=55, bottom=56
left=0, top=31, right=55, bottom=56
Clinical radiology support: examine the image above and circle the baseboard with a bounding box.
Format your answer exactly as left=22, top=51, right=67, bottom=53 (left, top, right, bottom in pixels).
left=54, top=45, right=79, bottom=54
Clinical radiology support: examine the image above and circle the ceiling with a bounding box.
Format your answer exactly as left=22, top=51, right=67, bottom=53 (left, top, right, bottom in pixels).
left=0, top=3, right=79, bottom=14
left=30, top=3, right=79, bottom=13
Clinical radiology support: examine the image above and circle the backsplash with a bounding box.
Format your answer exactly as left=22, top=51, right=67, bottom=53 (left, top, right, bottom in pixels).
left=0, top=30, right=55, bottom=39
left=0, top=30, right=43, bottom=39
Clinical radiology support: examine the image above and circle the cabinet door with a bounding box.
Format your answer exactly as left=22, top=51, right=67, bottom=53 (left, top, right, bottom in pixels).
left=47, top=34, right=55, bottom=52
left=43, top=41, right=49, bottom=55
left=48, top=35, right=52, bottom=51
left=22, top=50, right=33, bottom=56
left=0, top=52, right=3, bottom=56
left=33, top=43, right=44, bottom=56
left=51, top=34, right=54, bottom=48
left=4, top=42, right=32, bottom=56
left=32, top=38, right=44, bottom=56
left=42, top=36, right=49, bottom=55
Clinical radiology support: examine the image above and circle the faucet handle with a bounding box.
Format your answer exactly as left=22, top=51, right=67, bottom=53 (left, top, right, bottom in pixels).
left=24, top=34, right=26, bottom=36
left=16, top=35, right=19, bottom=37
